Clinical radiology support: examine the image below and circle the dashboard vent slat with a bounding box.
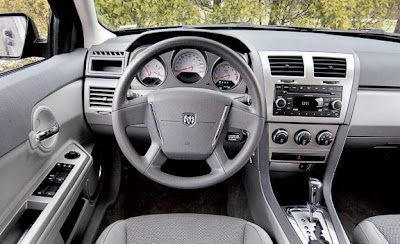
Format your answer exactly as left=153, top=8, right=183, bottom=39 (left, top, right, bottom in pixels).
left=268, top=56, right=304, bottom=76
left=92, top=51, right=125, bottom=57
left=313, top=57, right=347, bottom=78
left=89, top=87, right=115, bottom=111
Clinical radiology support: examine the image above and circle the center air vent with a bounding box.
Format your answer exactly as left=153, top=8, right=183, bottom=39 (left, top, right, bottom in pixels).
left=89, top=87, right=115, bottom=112
left=268, top=56, right=304, bottom=76
left=313, top=57, right=347, bottom=78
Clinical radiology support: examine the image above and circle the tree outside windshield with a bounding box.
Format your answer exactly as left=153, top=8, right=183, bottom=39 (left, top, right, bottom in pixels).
left=95, top=0, right=400, bottom=33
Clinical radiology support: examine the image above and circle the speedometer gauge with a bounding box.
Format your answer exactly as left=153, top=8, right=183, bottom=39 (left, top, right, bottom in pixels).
left=172, top=49, right=206, bottom=83
left=213, top=61, right=241, bottom=90
left=138, top=58, right=166, bottom=87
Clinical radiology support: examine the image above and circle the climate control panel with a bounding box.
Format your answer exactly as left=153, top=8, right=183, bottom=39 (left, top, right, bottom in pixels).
left=268, top=124, right=339, bottom=168
left=271, top=128, right=334, bottom=146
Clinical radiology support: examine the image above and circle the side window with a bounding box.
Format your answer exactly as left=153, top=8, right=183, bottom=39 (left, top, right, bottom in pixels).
left=0, top=0, right=51, bottom=75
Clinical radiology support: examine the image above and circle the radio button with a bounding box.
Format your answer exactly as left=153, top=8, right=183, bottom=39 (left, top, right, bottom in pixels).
left=275, top=98, right=287, bottom=109
left=315, top=97, right=324, bottom=108
left=330, top=100, right=342, bottom=110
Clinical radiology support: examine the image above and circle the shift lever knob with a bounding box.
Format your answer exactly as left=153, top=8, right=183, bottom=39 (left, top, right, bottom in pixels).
left=308, top=178, right=323, bottom=222
left=309, top=178, right=322, bottom=205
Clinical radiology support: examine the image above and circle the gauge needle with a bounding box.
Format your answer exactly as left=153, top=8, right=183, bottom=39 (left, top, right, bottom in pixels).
left=176, top=66, right=193, bottom=72
left=144, top=66, right=151, bottom=76
left=216, top=74, right=230, bottom=80
left=154, top=72, right=164, bottom=77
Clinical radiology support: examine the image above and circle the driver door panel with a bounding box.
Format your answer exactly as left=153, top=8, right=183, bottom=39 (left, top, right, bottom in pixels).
left=0, top=49, right=93, bottom=243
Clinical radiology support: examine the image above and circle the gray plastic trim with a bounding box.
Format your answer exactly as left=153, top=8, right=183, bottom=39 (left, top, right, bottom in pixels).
left=349, top=89, right=400, bottom=137
left=244, top=124, right=300, bottom=244
left=0, top=143, right=93, bottom=244
left=0, top=48, right=87, bottom=157
left=322, top=125, right=351, bottom=244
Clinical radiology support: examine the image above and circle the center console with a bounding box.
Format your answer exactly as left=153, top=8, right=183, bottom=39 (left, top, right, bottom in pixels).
left=253, top=51, right=357, bottom=244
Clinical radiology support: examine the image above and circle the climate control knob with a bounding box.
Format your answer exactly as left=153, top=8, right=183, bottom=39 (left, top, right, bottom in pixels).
left=330, top=100, right=342, bottom=110
left=275, top=98, right=287, bottom=109
left=294, top=130, right=312, bottom=145
left=316, top=130, right=334, bottom=146
left=272, top=129, right=289, bottom=144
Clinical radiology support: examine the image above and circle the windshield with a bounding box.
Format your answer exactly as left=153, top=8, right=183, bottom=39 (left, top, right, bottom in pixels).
left=94, top=0, right=400, bottom=34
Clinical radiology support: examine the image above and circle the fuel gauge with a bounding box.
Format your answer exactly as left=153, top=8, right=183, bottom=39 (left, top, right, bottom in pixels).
left=138, top=58, right=166, bottom=87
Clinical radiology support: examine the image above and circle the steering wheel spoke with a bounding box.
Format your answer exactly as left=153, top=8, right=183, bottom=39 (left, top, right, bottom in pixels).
left=225, top=100, right=262, bottom=135
left=115, top=95, right=149, bottom=127
left=143, top=140, right=167, bottom=169
left=206, top=142, right=229, bottom=174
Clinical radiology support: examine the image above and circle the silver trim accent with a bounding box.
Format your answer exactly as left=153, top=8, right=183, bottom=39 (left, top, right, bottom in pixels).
left=282, top=206, right=340, bottom=244
left=272, top=129, right=289, bottom=144
left=35, top=123, right=59, bottom=142
left=294, top=130, right=312, bottom=145
left=274, top=97, right=287, bottom=109
left=308, top=178, right=323, bottom=222
left=259, top=51, right=355, bottom=124
left=212, top=106, right=230, bottom=147
left=331, top=100, right=342, bottom=110
left=149, top=103, right=163, bottom=145
left=316, top=130, right=334, bottom=146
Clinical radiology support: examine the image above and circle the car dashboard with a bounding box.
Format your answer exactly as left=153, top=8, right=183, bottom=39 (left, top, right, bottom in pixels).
left=83, top=29, right=400, bottom=167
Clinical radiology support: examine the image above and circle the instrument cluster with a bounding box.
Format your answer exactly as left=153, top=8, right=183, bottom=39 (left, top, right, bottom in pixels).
left=130, top=47, right=247, bottom=91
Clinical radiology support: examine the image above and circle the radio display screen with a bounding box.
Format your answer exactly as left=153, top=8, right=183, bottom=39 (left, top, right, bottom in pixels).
left=293, top=97, right=318, bottom=111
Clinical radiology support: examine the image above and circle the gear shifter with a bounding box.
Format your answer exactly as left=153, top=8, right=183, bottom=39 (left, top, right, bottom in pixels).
left=308, top=178, right=323, bottom=222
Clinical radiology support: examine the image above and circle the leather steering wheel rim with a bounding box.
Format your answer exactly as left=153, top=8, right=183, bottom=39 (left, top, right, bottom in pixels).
left=112, top=36, right=265, bottom=189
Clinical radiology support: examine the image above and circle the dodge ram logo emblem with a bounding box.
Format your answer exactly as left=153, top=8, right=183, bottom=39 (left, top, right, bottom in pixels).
left=183, top=113, right=196, bottom=126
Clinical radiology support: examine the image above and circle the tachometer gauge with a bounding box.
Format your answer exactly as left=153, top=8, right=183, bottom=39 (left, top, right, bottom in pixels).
left=172, top=49, right=206, bottom=83
left=213, top=61, right=241, bottom=90
left=138, top=58, right=166, bottom=87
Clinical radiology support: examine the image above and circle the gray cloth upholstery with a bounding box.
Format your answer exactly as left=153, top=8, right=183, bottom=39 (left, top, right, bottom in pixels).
left=353, top=215, right=400, bottom=244
left=96, top=214, right=273, bottom=244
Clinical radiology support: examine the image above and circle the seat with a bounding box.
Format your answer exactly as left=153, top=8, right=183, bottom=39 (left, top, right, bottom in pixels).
left=353, top=215, right=400, bottom=244
left=96, top=214, right=273, bottom=244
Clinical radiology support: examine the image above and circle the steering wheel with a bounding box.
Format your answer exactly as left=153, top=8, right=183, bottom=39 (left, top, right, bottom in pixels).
left=112, top=36, right=265, bottom=189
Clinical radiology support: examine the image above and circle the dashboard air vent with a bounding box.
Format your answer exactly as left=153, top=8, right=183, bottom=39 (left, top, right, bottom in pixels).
left=92, top=51, right=125, bottom=56
left=313, top=57, right=347, bottom=78
left=89, top=87, right=115, bottom=111
left=268, top=56, right=304, bottom=76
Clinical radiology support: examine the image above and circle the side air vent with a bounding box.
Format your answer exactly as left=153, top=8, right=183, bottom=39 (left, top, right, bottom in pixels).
left=313, top=57, right=347, bottom=78
left=92, top=51, right=125, bottom=56
left=268, top=56, right=304, bottom=76
left=89, top=87, right=115, bottom=111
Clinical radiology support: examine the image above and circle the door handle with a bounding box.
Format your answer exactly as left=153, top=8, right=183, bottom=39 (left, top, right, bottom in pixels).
left=35, top=123, right=59, bottom=142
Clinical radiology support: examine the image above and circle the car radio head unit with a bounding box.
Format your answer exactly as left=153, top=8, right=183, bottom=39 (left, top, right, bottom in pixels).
left=273, top=84, right=342, bottom=117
